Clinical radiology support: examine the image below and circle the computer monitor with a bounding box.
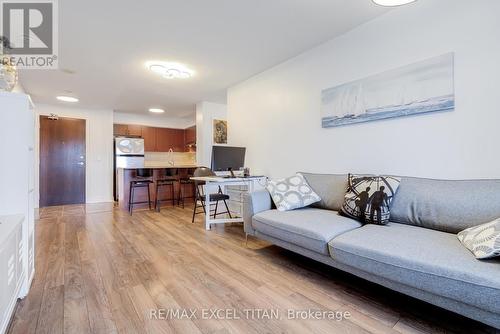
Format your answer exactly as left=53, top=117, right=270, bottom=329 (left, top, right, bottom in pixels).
left=211, top=146, right=246, bottom=172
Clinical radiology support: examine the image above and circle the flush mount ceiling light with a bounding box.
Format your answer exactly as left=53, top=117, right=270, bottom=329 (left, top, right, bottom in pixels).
left=149, top=108, right=165, bottom=113
left=372, top=0, right=417, bottom=6
left=145, top=61, right=194, bottom=79
left=56, top=95, right=79, bottom=103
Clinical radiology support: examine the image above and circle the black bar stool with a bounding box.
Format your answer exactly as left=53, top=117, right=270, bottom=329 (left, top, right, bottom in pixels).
left=177, top=168, right=195, bottom=209
left=155, top=168, right=177, bottom=212
left=128, top=169, right=153, bottom=215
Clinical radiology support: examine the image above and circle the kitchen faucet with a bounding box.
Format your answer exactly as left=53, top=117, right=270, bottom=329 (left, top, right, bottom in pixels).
left=168, top=148, right=175, bottom=166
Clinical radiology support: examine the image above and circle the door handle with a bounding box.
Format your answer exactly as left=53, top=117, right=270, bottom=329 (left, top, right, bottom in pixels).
left=77, top=162, right=85, bottom=166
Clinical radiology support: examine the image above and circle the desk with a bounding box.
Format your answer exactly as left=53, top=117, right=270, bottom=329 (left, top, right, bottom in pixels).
left=190, top=176, right=267, bottom=230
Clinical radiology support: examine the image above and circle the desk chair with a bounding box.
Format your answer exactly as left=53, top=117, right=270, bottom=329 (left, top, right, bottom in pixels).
left=191, top=167, right=232, bottom=223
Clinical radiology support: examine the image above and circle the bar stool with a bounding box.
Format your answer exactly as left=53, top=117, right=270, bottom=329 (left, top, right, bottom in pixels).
left=177, top=168, right=195, bottom=209
left=128, top=169, right=153, bottom=215
left=155, top=168, right=177, bottom=212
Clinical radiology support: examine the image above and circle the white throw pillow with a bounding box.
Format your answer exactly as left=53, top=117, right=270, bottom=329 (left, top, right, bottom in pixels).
left=266, top=173, right=321, bottom=211
left=457, top=218, right=500, bottom=259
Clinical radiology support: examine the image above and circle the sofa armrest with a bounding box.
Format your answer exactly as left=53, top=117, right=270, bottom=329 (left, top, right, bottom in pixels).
left=243, top=190, right=272, bottom=235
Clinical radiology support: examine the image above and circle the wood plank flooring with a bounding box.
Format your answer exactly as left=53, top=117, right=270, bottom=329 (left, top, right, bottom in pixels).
left=7, top=203, right=499, bottom=334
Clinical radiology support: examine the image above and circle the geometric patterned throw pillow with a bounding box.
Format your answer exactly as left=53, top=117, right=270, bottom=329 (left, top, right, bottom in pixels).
left=457, top=218, right=500, bottom=259
left=266, top=173, right=321, bottom=212
left=340, top=174, right=401, bottom=225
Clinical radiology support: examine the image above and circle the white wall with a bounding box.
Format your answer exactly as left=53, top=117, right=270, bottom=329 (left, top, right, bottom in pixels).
left=228, top=0, right=500, bottom=180
left=113, top=111, right=195, bottom=129
left=196, top=102, right=227, bottom=166
left=11, top=81, right=26, bottom=94
left=35, top=104, right=114, bottom=205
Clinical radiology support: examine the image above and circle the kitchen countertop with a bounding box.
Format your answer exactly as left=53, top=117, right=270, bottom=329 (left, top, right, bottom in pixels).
left=118, top=164, right=199, bottom=170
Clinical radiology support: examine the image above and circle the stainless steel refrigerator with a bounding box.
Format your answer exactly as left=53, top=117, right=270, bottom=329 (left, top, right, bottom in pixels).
left=113, top=137, right=145, bottom=201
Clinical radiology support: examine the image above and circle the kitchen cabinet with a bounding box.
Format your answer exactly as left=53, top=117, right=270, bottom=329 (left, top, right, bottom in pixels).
left=184, top=126, right=196, bottom=152
left=114, top=123, right=196, bottom=152
left=154, top=128, right=185, bottom=152
left=155, top=128, right=173, bottom=152
left=142, top=126, right=157, bottom=152
left=185, top=126, right=196, bottom=144
left=113, top=124, right=142, bottom=137
left=113, top=124, right=128, bottom=136
left=172, top=129, right=185, bottom=151
left=127, top=125, right=142, bottom=137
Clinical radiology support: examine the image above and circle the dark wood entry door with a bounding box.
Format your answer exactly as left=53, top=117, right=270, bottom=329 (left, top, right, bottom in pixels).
left=40, top=116, right=86, bottom=207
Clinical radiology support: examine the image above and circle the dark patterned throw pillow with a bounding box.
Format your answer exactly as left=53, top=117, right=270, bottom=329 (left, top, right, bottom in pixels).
left=340, top=174, right=401, bottom=225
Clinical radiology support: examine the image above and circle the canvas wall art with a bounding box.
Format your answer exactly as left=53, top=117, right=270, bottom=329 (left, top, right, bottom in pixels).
left=321, top=53, right=455, bottom=128
left=213, top=119, right=228, bottom=144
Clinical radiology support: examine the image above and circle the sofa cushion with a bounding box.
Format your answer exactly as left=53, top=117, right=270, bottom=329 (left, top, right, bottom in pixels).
left=390, top=177, right=500, bottom=233
left=329, top=223, right=500, bottom=314
left=458, top=218, right=500, bottom=259
left=252, top=208, right=361, bottom=255
left=340, top=174, right=401, bottom=225
left=300, top=173, right=348, bottom=211
left=266, top=173, right=321, bottom=211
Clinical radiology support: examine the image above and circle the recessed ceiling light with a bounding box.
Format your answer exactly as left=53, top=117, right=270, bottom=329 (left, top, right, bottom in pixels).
left=372, top=0, right=417, bottom=6
left=56, top=95, right=79, bottom=103
left=149, top=64, right=166, bottom=75
left=177, top=71, right=192, bottom=79
left=145, top=61, right=194, bottom=79
left=149, top=108, right=165, bottom=113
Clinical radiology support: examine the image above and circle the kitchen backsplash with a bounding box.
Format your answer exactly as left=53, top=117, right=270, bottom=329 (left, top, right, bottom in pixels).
left=145, top=151, right=196, bottom=165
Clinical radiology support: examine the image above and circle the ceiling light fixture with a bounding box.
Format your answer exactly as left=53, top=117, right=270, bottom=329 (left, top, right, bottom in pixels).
left=56, top=95, right=79, bottom=103
left=145, top=61, right=194, bottom=79
left=372, top=0, right=417, bottom=6
left=149, top=108, right=165, bottom=113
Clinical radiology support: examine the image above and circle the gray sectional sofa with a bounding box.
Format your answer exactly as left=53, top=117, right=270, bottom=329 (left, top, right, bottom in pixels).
left=243, top=173, right=500, bottom=329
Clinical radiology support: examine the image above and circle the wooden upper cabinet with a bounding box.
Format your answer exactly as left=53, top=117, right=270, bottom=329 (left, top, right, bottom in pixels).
left=155, top=128, right=184, bottom=152
left=114, top=123, right=190, bottom=152
left=127, top=124, right=142, bottom=137
left=184, top=126, right=196, bottom=152
left=141, top=126, right=157, bottom=152
left=114, top=124, right=142, bottom=137
left=113, top=124, right=128, bottom=136
left=185, top=126, right=196, bottom=144
left=173, top=129, right=185, bottom=151
left=155, top=128, right=173, bottom=152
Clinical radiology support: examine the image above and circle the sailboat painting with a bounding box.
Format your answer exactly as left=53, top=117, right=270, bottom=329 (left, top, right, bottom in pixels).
left=321, top=53, right=455, bottom=128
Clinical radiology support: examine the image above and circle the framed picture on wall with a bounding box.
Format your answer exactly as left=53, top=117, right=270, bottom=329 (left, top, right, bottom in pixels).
left=213, top=119, right=228, bottom=144
left=321, top=53, right=455, bottom=128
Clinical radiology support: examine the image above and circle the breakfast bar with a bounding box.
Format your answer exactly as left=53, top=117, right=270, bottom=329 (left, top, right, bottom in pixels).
left=116, top=165, right=198, bottom=211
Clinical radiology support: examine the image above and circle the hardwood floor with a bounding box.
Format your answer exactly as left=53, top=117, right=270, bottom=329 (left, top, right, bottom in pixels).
left=7, top=204, right=498, bottom=334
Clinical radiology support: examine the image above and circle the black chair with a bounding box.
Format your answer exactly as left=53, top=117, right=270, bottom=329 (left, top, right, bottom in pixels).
left=155, top=168, right=177, bottom=212
left=177, top=168, right=195, bottom=209
left=128, top=169, right=153, bottom=215
left=191, top=167, right=232, bottom=223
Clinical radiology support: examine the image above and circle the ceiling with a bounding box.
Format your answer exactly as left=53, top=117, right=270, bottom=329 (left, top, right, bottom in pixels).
left=20, top=0, right=388, bottom=120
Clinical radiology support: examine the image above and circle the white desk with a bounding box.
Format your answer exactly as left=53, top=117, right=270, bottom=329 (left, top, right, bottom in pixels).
left=190, top=176, right=267, bottom=230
